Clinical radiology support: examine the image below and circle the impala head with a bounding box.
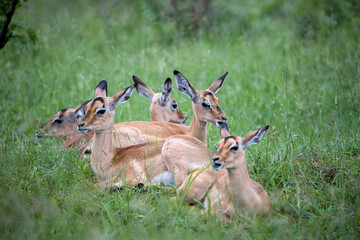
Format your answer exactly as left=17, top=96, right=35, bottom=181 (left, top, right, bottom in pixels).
left=212, top=123, right=269, bottom=170
left=174, top=70, right=228, bottom=127
left=133, top=75, right=187, bottom=124
left=36, top=100, right=90, bottom=139
left=77, top=80, right=135, bottom=133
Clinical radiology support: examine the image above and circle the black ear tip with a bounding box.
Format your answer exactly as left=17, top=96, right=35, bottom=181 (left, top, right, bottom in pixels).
left=97, top=80, right=107, bottom=87
left=96, top=80, right=108, bottom=96
left=132, top=75, right=139, bottom=82
left=132, top=75, right=146, bottom=86
left=173, top=70, right=180, bottom=75
left=125, top=84, right=135, bottom=91
left=165, top=78, right=172, bottom=83
left=220, top=72, right=228, bottom=80
left=264, top=125, right=269, bottom=130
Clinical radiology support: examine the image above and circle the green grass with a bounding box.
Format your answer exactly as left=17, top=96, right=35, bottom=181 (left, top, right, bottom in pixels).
left=0, top=0, right=359, bottom=239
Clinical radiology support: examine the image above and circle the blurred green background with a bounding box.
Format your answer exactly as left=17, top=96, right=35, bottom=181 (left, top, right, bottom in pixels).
left=0, top=0, right=359, bottom=239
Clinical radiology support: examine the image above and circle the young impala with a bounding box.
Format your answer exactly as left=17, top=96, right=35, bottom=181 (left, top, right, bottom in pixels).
left=36, top=81, right=141, bottom=156
left=36, top=77, right=187, bottom=154
left=117, top=70, right=228, bottom=146
left=132, top=75, right=187, bottom=124
left=173, top=124, right=270, bottom=222
left=77, top=83, right=173, bottom=188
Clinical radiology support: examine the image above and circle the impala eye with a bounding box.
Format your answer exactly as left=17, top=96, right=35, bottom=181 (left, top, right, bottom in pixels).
left=229, top=145, right=239, bottom=152
left=96, top=109, right=106, bottom=115
left=202, top=102, right=210, bottom=108
left=171, top=102, right=178, bottom=110
left=52, top=118, right=63, bottom=125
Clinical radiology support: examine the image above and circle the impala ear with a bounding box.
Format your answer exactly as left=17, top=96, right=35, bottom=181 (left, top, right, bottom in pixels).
left=110, top=85, right=135, bottom=109
left=220, top=123, right=231, bottom=138
left=94, top=80, right=108, bottom=98
left=174, top=70, right=199, bottom=102
left=242, top=125, right=269, bottom=149
left=160, top=78, right=172, bottom=105
left=207, top=72, right=228, bottom=94
left=74, top=100, right=90, bottom=119
left=133, top=75, right=154, bottom=102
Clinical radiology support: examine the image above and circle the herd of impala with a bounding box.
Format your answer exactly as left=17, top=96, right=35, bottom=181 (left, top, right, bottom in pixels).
left=36, top=70, right=270, bottom=222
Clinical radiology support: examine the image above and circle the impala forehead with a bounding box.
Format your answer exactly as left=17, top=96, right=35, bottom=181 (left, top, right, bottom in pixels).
left=153, top=94, right=175, bottom=104
left=200, top=91, right=220, bottom=105
left=217, top=136, right=238, bottom=149
left=86, top=97, right=107, bottom=112
left=50, top=108, right=76, bottom=122
left=51, top=111, right=64, bottom=120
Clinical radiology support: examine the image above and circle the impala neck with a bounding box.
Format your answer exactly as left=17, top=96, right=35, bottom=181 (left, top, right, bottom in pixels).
left=189, top=103, right=208, bottom=145
left=226, top=158, right=253, bottom=205
left=91, top=125, right=116, bottom=180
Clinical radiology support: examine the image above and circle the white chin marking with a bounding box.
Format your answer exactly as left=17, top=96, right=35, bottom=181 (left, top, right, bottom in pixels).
left=77, top=127, right=89, bottom=133
left=212, top=162, right=223, bottom=171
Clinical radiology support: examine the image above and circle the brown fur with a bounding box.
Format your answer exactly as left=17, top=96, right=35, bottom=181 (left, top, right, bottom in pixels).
left=37, top=106, right=141, bottom=157
left=170, top=126, right=271, bottom=222
left=118, top=77, right=227, bottom=146
left=78, top=85, right=173, bottom=188
left=150, top=93, right=186, bottom=123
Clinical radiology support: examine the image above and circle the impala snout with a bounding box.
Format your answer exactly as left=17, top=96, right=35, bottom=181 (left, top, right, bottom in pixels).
left=35, top=131, right=44, bottom=139
left=212, top=156, right=223, bottom=171
left=181, top=116, right=187, bottom=125
left=216, top=115, right=228, bottom=128
left=77, top=122, right=89, bottom=133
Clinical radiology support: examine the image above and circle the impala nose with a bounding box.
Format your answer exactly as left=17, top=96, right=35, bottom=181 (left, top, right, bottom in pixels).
left=35, top=131, right=43, bottom=138
left=216, top=118, right=227, bottom=128
left=212, top=157, right=223, bottom=170
left=181, top=117, right=187, bottom=125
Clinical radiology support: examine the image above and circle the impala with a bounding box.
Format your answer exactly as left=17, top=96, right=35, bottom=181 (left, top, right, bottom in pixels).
left=173, top=124, right=270, bottom=222
left=36, top=76, right=187, bottom=154
left=36, top=81, right=141, bottom=156
left=117, top=70, right=228, bottom=145
left=77, top=83, right=173, bottom=187
left=132, top=75, right=187, bottom=124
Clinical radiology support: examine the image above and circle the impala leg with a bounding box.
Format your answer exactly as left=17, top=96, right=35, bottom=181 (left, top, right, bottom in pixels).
left=176, top=169, right=215, bottom=205
left=91, top=173, right=147, bottom=191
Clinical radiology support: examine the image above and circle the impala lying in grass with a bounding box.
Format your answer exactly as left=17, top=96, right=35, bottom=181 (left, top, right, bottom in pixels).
left=132, top=75, right=187, bottom=124
left=36, top=77, right=187, bottom=155
left=118, top=70, right=228, bottom=146
left=172, top=124, right=270, bottom=222
left=77, top=83, right=174, bottom=188
left=36, top=81, right=141, bottom=156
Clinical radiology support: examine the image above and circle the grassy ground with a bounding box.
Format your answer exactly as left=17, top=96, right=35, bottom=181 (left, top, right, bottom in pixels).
left=0, top=0, right=359, bottom=239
